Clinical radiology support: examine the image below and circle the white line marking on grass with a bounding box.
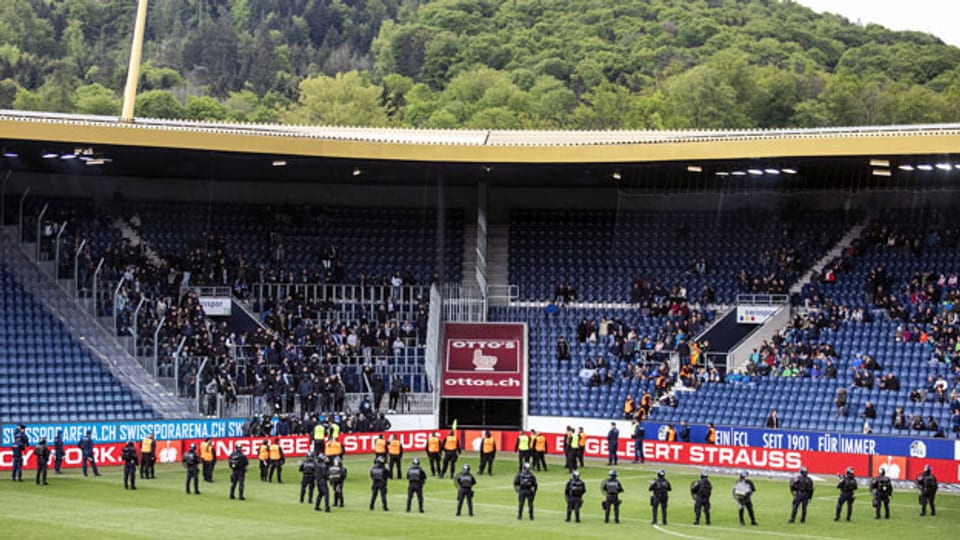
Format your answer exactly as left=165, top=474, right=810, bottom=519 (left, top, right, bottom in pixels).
left=672, top=523, right=846, bottom=540
left=653, top=524, right=711, bottom=539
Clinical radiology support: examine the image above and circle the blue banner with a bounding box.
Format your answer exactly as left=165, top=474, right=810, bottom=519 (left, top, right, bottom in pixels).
left=643, top=422, right=957, bottom=461
left=1, top=418, right=247, bottom=446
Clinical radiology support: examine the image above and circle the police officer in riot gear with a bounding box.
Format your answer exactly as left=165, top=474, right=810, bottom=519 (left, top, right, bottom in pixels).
left=789, top=467, right=814, bottom=523
left=406, top=457, right=427, bottom=513
left=455, top=464, right=476, bottom=517
left=514, top=462, right=538, bottom=520
left=11, top=424, right=28, bottom=482
left=691, top=471, right=712, bottom=525
left=183, top=443, right=201, bottom=495
left=228, top=443, right=248, bottom=500
left=329, top=457, right=347, bottom=507
left=835, top=467, right=857, bottom=521
left=299, top=452, right=318, bottom=504
left=650, top=469, right=672, bottom=525
left=870, top=467, right=893, bottom=519
left=733, top=471, right=757, bottom=526
left=34, top=438, right=50, bottom=486
left=369, top=456, right=389, bottom=511
left=917, top=464, right=938, bottom=516
left=314, top=455, right=331, bottom=512
left=121, top=441, right=139, bottom=490
left=601, top=469, right=624, bottom=524
left=564, top=470, right=586, bottom=523
left=78, top=430, right=99, bottom=477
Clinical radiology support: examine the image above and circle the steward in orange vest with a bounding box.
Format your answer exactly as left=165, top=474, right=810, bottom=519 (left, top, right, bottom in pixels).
left=387, top=435, right=404, bottom=479
left=325, top=437, right=344, bottom=461
left=374, top=434, right=388, bottom=462
left=426, top=432, right=442, bottom=477
left=478, top=430, right=496, bottom=475
left=440, top=430, right=460, bottom=479
left=532, top=430, right=548, bottom=472
left=200, top=438, right=216, bottom=483
left=267, top=438, right=285, bottom=483
left=257, top=439, right=270, bottom=481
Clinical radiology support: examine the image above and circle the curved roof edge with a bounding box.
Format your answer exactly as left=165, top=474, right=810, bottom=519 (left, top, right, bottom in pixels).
left=2, top=110, right=959, bottom=164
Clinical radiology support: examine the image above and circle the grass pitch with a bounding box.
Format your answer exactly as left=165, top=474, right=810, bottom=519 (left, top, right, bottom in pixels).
left=1, top=452, right=955, bottom=539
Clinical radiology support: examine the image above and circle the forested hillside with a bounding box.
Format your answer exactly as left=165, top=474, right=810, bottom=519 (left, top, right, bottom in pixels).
left=2, top=0, right=959, bottom=129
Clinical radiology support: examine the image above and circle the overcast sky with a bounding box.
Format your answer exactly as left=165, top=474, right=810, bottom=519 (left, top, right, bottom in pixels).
left=794, top=0, right=959, bottom=47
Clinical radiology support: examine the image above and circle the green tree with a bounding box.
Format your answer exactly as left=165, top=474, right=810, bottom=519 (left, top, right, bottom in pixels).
left=135, top=90, right=185, bottom=119
left=185, top=95, right=231, bottom=121
left=285, top=70, right=388, bottom=126
left=74, top=83, right=120, bottom=115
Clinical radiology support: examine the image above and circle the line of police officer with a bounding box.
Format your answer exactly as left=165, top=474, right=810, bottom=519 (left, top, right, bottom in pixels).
left=7, top=424, right=945, bottom=526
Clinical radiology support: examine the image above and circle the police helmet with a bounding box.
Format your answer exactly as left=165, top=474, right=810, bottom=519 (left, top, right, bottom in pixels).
left=739, top=471, right=748, bottom=479
left=609, top=470, right=617, bottom=478
left=376, top=455, right=385, bottom=464
left=190, top=443, right=197, bottom=450
left=924, top=464, right=931, bottom=473
left=800, top=467, right=808, bottom=476
left=462, top=464, right=471, bottom=472
left=658, top=469, right=666, bottom=478
left=235, top=443, right=243, bottom=452
left=879, top=468, right=886, bottom=476
left=126, top=440, right=134, bottom=446
left=700, top=471, right=708, bottom=479
left=572, top=470, right=580, bottom=479
left=333, top=457, right=342, bottom=465
left=845, top=467, right=855, bottom=477
left=39, top=438, right=47, bottom=445
left=522, top=462, right=531, bottom=471
left=412, top=458, right=420, bottom=466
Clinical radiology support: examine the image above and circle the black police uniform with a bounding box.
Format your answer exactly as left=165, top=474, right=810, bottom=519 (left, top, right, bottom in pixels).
left=455, top=468, right=476, bottom=516
left=406, top=463, right=427, bottom=513
left=789, top=471, right=814, bottom=523
left=78, top=433, right=99, bottom=476
left=121, top=442, right=139, bottom=490
left=564, top=475, right=586, bottom=522
left=228, top=448, right=248, bottom=500
left=329, top=460, right=347, bottom=507
left=53, top=432, right=65, bottom=474
left=514, top=466, right=538, bottom=520
left=917, top=469, right=938, bottom=516
left=734, top=476, right=757, bottom=526
left=650, top=474, right=672, bottom=525
left=314, top=458, right=331, bottom=512
left=183, top=447, right=201, bottom=494
left=870, top=473, right=893, bottom=519
left=34, top=441, right=51, bottom=486
left=632, top=422, right=645, bottom=463
left=601, top=474, right=624, bottom=523
left=835, top=471, right=857, bottom=521
left=369, top=460, right=389, bottom=511
left=691, top=475, right=712, bottom=525
left=299, top=456, right=317, bottom=504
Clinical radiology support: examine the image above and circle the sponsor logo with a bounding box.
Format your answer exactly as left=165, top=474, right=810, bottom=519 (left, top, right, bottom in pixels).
left=909, top=440, right=927, bottom=458
left=446, top=339, right=520, bottom=373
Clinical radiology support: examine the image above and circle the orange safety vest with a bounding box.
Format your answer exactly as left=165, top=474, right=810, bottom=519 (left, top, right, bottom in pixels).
left=482, top=437, right=496, bottom=453
left=578, top=433, right=586, bottom=447
left=706, top=427, right=717, bottom=444
left=200, top=441, right=214, bottom=462
left=258, top=444, right=269, bottom=460
left=325, top=439, right=343, bottom=456
left=443, top=435, right=458, bottom=451
left=388, top=439, right=402, bottom=456
left=666, top=427, right=676, bottom=442
left=623, top=399, right=635, bottom=415
left=534, top=435, right=547, bottom=452
left=374, top=438, right=387, bottom=454
left=141, top=438, right=154, bottom=454
left=427, top=436, right=441, bottom=453
left=269, top=444, right=282, bottom=461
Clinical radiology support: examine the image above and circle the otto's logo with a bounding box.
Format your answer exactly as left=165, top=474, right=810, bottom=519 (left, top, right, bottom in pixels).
left=909, top=440, right=927, bottom=458
left=446, top=339, right=520, bottom=373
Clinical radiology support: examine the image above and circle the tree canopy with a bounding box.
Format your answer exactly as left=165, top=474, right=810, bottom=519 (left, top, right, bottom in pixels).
left=2, top=0, right=959, bottom=129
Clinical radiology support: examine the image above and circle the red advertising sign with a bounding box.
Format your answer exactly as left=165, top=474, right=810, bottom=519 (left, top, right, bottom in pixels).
left=0, top=443, right=127, bottom=470
left=441, top=322, right=526, bottom=398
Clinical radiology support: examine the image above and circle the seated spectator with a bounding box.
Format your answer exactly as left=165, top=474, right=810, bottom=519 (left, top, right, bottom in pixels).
left=835, top=388, right=848, bottom=417
left=861, top=401, right=877, bottom=420
left=891, top=406, right=906, bottom=430
left=879, top=372, right=900, bottom=391
left=927, top=415, right=940, bottom=433
left=910, top=388, right=926, bottom=403
left=556, top=335, right=571, bottom=368
left=911, top=414, right=927, bottom=431
left=952, top=410, right=960, bottom=437
left=765, top=409, right=780, bottom=428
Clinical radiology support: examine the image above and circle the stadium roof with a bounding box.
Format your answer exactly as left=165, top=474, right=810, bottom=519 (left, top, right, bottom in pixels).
left=2, top=110, right=959, bottom=187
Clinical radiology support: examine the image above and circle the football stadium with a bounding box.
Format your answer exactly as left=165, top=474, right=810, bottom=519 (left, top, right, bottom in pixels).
left=2, top=2, right=960, bottom=539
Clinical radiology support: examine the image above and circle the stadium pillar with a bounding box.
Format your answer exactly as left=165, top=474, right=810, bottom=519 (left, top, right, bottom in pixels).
left=121, top=0, right=150, bottom=123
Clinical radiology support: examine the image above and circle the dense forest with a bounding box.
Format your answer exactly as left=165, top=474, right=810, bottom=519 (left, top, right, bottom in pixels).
left=1, top=0, right=959, bottom=129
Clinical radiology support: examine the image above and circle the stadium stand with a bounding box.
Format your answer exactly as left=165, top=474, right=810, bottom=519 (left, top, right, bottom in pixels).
left=0, top=266, right=155, bottom=422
